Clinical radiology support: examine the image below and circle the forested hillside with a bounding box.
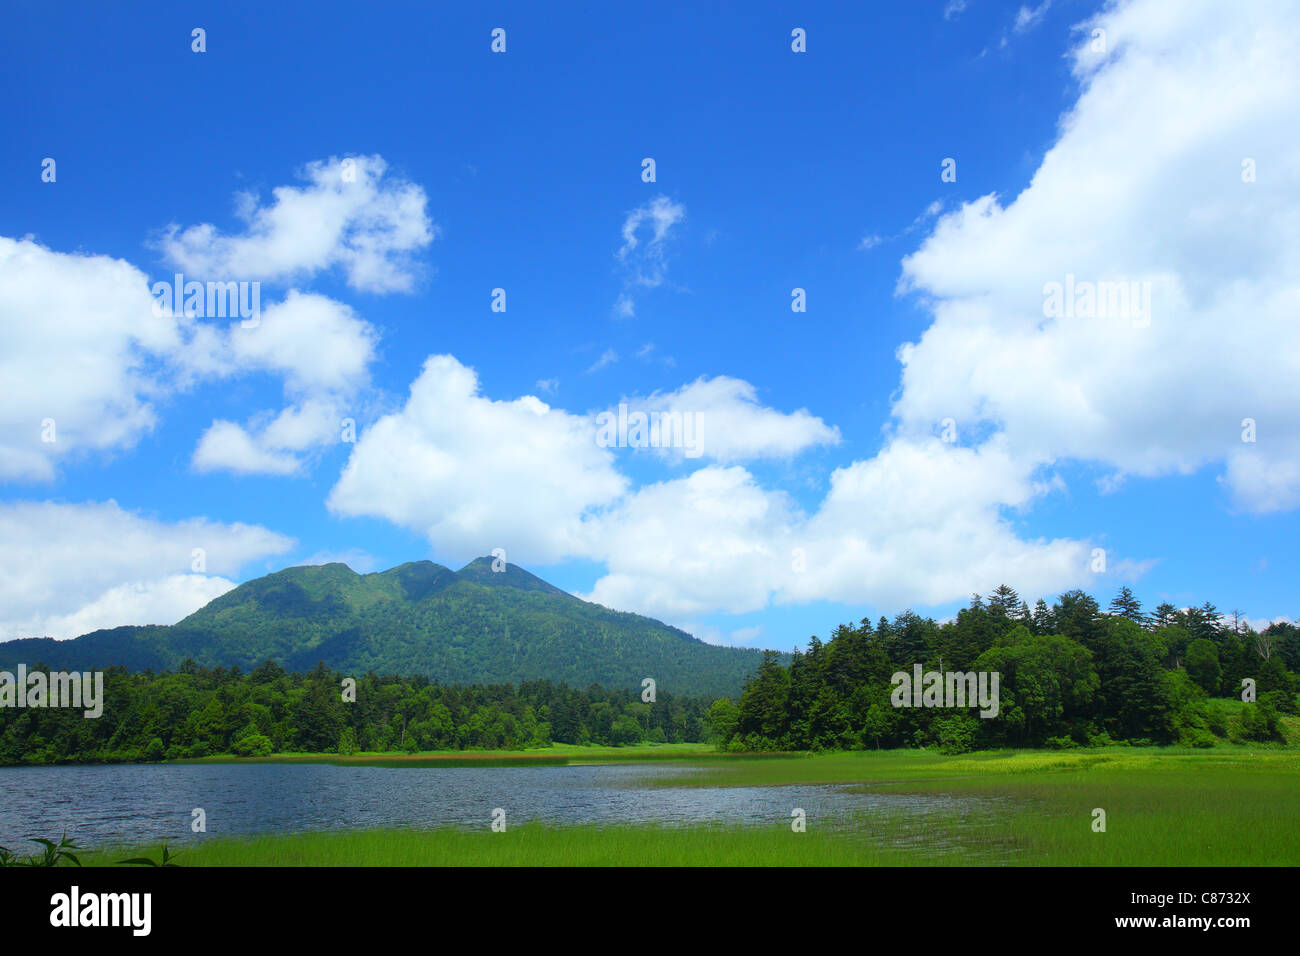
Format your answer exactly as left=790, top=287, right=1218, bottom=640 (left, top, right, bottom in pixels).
left=0, top=558, right=770, bottom=698
left=711, top=587, right=1300, bottom=753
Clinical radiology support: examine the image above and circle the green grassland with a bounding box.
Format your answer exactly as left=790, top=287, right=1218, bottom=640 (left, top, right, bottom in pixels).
left=80, top=729, right=1300, bottom=866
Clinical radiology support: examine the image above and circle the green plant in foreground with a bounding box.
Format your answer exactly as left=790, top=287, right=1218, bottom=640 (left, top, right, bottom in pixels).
left=0, top=832, right=82, bottom=867
left=116, top=844, right=180, bottom=867
left=0, top=833, right=182, bottom=867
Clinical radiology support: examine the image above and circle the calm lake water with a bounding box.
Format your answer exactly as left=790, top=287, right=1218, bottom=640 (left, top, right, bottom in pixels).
left=0, top=763, right=1006, bottom=851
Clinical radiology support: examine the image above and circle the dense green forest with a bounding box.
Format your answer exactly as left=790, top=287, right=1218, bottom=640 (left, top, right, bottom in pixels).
left=0, top=661, right=710, bottom=765
left=0, top=558, right=769, bottom=698
left=710, top=587, right=1300, bottom=753
left=5, top=585, right=1297, bottom=765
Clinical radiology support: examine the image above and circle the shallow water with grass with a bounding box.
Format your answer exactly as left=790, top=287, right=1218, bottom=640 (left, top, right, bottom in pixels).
left=8, top=746, right=1298, bottom=866
left=0, top=761, right=1010, bottom=859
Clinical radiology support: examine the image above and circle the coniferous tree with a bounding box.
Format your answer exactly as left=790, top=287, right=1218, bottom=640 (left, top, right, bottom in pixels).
left=1150, top=601, right=1179, bottom=630
left=988, top=584, right=1021, bottom=624
left=1054, top=590, right=1106, bottom=651
left=1031, top=599, right=1055, bottom=635
left=1109, top=586, right=1145, bottom=625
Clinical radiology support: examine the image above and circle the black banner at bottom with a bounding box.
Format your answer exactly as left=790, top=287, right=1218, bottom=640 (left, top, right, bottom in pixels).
left=0, top=865, right=1280, bottom=942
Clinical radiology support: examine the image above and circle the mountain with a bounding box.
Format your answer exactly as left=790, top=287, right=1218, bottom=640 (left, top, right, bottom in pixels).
left=0, top=558, right=771, bottom=697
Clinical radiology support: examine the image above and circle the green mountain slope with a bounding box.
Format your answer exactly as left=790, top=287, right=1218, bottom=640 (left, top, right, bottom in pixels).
left=0, top=558, right=770, bottom=697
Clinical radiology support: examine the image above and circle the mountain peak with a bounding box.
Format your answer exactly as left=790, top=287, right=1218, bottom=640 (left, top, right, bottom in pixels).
left=0, top=554, right=774, bottom=697
left=456, top=556, right=570, bottom=597
left=375, top=560, right=456, bottom=602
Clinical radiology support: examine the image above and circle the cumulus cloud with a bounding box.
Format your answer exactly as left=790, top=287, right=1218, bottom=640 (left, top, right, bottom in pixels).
left=327, top=357, right=851, bottom=571
left=159, top=155, right=434, bottom=293
left=896, top=0, right=1300, bottom=514
left=227, top=291, right=377, bottom=395
left=617, top=376, right=841, bottom=463
left=192, top=420, right=305, bottom=476
left=581, top=466, right=801, bottom=617
left=37, top=575, right=241, bottom=643
left=580, top=439, right=1089, bottom=621
left=786, top=438, right=1087, bottom=609
left=0, top=501, right=293, bottom=640
left=327, top=356, right=1092, bottom=623
left=327, top=355, right=629, bottom=564
left=190, top=293, right=379, bottom=476
left=0, top=233, right=382, bottom=482
left=0, top=236, right=199, bottom=481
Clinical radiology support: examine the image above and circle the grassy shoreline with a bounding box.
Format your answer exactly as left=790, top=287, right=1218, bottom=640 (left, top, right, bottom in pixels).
left=55, top=746, right=1300, bottom=867
left=169, top=741, right=737, bottom=768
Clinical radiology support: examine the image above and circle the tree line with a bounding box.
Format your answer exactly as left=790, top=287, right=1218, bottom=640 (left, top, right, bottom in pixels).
left=4, top=586, right=1297, bottom=764
left=0, top=660, right=709, bottom=765
left=707, top=587, right=1300, bottom=753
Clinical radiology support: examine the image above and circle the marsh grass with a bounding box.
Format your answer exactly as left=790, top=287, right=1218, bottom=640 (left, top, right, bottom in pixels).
left=79, top=820, right=966, bottom=867
left=78, top=747, right=1300, bottom=867
left=657, top=748, right=1300, bottom=866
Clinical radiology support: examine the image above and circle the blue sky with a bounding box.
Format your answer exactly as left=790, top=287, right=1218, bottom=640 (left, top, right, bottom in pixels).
left=2, top=0, right=1297, bottom=649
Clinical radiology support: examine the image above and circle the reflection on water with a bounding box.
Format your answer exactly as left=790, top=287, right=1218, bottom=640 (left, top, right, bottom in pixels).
left=0, top=763, right=1013, bottom=857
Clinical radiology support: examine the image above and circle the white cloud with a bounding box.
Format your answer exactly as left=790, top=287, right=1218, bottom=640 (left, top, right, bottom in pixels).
left=327, top=355, right=629, bottom=564
left=1244, top=615, right=1291, bottom=633
left=0, top=501, right=293, bottom=640
left=684, top=623, right=766, bottom=648
left=615, top=195, right=685, bottom=316
left=328, top=354, right=1095, bottom=621
left=788, top=438, right=1088, bottom=609
left=1014, top=1, right=1051, bottom=33
left=0, top=235, right=381, bottom=482
left=192, top=420, right=304, bottom=476
left=618, top=195, right=684, bottom=262
left=0, top=158, right=410, bottom=482
left=581, top=466, right=801, bottom=617
left=0, top=236, right=187, bottom=481
left=228, top=291, right=377, bottom=396
left=327, top=360, right=844, bottom=587
left=189, top=293, right=378, bottom=476
left=159, top=155, right=433, bottom=293
left=857, top=201, right=944, bottom=254
left=37, top=575, right=239, bottom=642
left=622, top=376, right=841, bottom=463
left=586, top=348, right=618, bottom=373
left=579, top=439, right=1091, bottom=621
left=1221, top=450, right=1300, bottom=514
left=896, top=0, right=1300, bottom=515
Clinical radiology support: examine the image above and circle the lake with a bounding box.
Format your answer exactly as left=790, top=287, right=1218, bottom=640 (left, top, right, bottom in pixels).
left=0, top=762, right=1006, bottom=851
